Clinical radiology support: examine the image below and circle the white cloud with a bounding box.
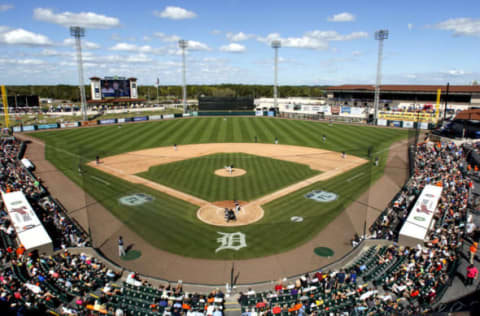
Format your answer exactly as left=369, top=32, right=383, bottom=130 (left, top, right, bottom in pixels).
left=327, top=12, right=356, bottom=22
left=110, top=42, right=161, bottom=54
left=186, top=40, right=210, bottom=51
left=0, top=4, right=13, bottom=12
left=143, top=36, right=151, bottom=41
left=154, top=6, right=196, bottom=20
left=408, top=23, right=414, bottom=30
left=225, top=32, right=254, bottom=42
left=33, top=8, right=120, bottom=29
left=41, top=49, right=61, bottom=56
left=0, top=58, right=45, bottom=65
left=0, top=28, right=52, bottom=46
left=257, top=30, right=367, bottom=50
left=446, top=69, right=465, bottom=76
left=220, top=43, right=246, bottom=53
left=436, top=18, right=480, bottom=37
left=63, top=38, right=100, bottom=49
left=153, top=32, right=181, bottom=42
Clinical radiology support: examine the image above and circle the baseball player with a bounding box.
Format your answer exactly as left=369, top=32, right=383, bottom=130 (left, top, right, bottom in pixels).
left=118, top=236, right=126, bottom=257
left=174, top=144, right=177, bottom=151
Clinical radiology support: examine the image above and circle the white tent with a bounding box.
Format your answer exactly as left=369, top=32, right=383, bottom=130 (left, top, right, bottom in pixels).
left=398, top=185, right=443, bottom=248
left=1, top=191, right=53, bottom=254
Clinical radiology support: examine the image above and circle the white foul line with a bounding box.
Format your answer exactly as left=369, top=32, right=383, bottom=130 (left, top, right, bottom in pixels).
left=90, top=175, right=110, bottom=186
left=346, top=172, right=364, bottom=183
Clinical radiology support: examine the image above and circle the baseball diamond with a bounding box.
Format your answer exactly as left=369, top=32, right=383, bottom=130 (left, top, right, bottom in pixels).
left=30, top=117, right=408, bottom=265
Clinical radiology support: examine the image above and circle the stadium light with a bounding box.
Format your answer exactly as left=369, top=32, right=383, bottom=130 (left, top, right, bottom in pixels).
left=373, top=29, right=388, bottom=124
left=179, top=39, right=188, bottom=113
left=70, top=26, right=88, bottom=121
left=271, top=40, right=281, bottom=109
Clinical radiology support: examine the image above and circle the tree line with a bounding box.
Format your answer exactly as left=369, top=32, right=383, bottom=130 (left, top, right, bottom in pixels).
left=4, top=84, right=327, bottom=102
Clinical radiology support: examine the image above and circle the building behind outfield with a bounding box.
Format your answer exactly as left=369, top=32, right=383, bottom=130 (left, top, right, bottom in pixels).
left=326, top=84, right=480, bottom=112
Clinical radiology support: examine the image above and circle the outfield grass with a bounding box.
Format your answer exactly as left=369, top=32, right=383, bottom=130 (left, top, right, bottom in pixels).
left=138, top=153, right=320, bottom=202
left=32, top=117, right=409, bottom=259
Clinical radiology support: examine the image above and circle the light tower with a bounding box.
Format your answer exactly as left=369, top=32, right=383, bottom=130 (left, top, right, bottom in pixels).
left=271, top=40, right=281, bottom=109
left=373, top=29, right=388, bottom=124
left=178, top=39, right=188, bottom=113
left=70, top=26, right=88, bottom=121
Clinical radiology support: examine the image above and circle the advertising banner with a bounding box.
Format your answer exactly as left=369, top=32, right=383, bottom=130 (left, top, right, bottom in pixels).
left=378, top=111, right=437, bottom=123
left=320, top=105, right=331, bottom=113
left=302, top=106, right=311, bottom=112
left=99, top=119, right=117, bottom=125
left=377, top=119, right=387, bottom=126
left=13, top=126, right=22, bottom=132
left=268, top=111, right=275, bottom=117
left=402, top=121, right=414, bottom=128
left=255, top=110, right=263, bottom=117
left=37, top=123, right=58, bottom=130
left=391, top=121, right=402, bottom=127
left=419, top=122, right=429, bottom=130
left=117, top=118, right=126, bottom=123
left=124, top=117, right=134, bottom=122
left=60, top=122, right=79, bottom=128
left=163, top=114, right=174, bottom=119
left=22, top=125, right=35, bottom=131
left=149, top=115, right=162, bottom=120
left=350, top=107, right=364, bottom=115
left=341, top=106, right=351, bottom=114
left=81, top=121, right=98, bottom=127
left=133, top=116, right=148, bottom=122
left=331, top=106, right=340, bottom=115
left=183, top=113, right=191, bottom=117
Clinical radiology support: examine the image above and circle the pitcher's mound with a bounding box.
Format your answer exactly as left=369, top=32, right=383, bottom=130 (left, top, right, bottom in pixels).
left=197, top=201, right=264, bottom=227
left=214, top=168, right=246, bottom=177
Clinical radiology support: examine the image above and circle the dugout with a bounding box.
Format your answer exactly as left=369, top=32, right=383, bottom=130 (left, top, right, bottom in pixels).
left=198, top=96, right=254, bottom=111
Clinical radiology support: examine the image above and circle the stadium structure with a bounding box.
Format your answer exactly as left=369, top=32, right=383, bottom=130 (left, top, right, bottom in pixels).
left=1, top=24, right=480, bottom=316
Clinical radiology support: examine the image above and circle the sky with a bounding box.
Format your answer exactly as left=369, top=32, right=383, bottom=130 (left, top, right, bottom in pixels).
left=0, top=0, right=479, bottom=86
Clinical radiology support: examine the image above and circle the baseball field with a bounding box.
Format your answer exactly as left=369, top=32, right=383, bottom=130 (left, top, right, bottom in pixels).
left=31, top=117, right=408, bottom=260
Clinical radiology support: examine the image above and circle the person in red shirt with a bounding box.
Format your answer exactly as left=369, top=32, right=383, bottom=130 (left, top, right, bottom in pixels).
left=466, top=264, right=478, bottom=286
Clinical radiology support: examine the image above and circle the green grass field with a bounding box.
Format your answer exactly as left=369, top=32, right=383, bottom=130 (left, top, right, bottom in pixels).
left=138, top=153, right=320, bottom=202
left=32, top=117, right=409, bottom=259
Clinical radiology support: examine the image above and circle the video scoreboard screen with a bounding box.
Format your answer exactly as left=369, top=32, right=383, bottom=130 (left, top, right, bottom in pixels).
left=100, top=78, right=131, bottom=98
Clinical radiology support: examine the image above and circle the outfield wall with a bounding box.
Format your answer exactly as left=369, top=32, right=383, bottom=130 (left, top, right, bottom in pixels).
left=11, top=110, right=433, bottom=133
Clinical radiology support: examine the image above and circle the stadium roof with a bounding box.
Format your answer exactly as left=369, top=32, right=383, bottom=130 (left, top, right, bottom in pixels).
left=454, top=109, right=480, bottom=121
left=327, top=85, right=480, bottom=93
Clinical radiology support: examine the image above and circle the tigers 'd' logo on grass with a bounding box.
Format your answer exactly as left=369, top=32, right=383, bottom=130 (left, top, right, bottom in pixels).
left=305, top=190, right=338, bottom=203
left=215, top=232, right=247, bottom=253
left=118, top=193, right=154, bottom=206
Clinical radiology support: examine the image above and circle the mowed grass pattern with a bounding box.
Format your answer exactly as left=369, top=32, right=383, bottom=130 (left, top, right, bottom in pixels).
left=138, top=153, right=320, bottom=202
left=32, top=117, right=409, bottom=259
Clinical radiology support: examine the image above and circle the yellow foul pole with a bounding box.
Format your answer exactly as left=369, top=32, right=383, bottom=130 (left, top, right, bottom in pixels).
left=1, top=85, right=9, bottom=128
left=435, top=88, right=441, bottom=121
